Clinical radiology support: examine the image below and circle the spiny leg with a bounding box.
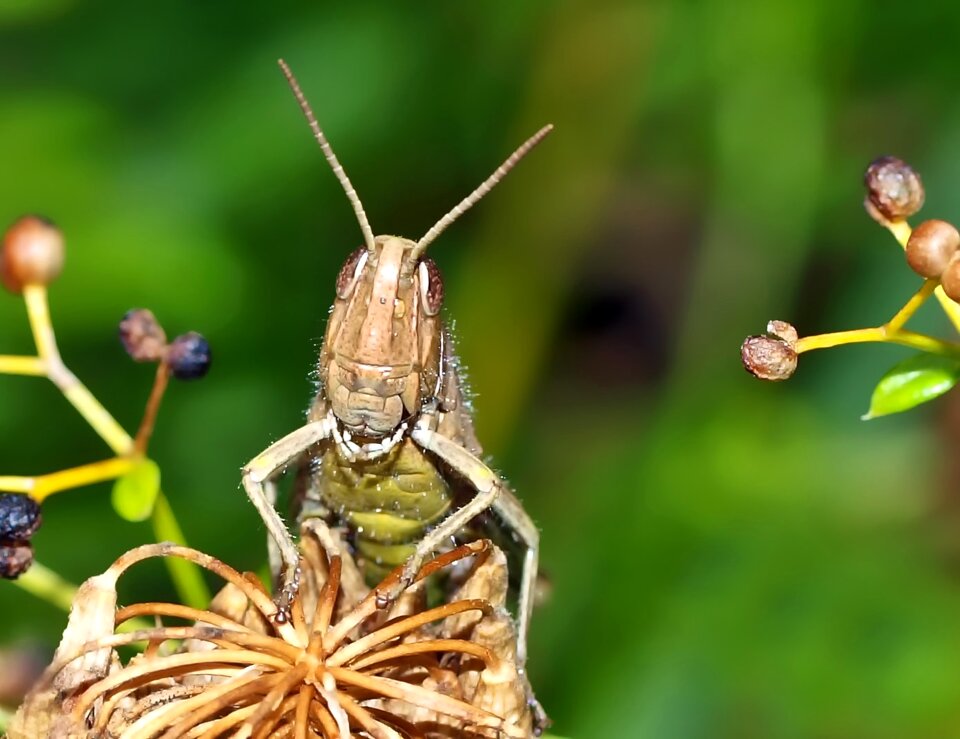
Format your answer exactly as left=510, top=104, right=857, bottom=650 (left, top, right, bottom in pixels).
left=241, top=418, right=332, bottom=620
left=409, top=427, right=540, bottom=664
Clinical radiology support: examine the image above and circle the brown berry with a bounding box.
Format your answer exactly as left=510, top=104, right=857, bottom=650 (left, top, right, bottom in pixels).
left=0, top=541, right=33, bottom=579
left=905, top=220, right=960, bottom=278
left=0, top=215, right=65, bottom=293
left=741, top=335, right=797, bottom=381
left=119, top=309, right=168, bottom=362
left=941, top=255, right=960, bottom=302
left=864, top=156, right=925, bottom=222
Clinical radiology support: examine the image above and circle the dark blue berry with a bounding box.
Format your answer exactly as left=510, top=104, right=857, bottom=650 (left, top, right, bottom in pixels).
left=0, top=493, right=41, bottom=540
left=167, top=332, right=212, bottom=380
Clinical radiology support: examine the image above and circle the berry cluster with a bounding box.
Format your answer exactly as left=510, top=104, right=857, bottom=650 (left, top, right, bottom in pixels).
left=0, top=214, right=212, bottom=580
left=742, top=155, right=960, bottom=416
left=0, top=493, right=41, bottom=578
left=119, top=309, right=212, bottom=380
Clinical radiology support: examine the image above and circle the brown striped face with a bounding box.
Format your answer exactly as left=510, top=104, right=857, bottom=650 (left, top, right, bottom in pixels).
left=319, top=236, right=443, bottom=439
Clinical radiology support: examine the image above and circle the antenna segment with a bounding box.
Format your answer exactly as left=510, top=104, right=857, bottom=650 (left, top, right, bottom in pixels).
left=278, top=59, right=377, bottom=252
left=412, top=124, right=554, bottom=259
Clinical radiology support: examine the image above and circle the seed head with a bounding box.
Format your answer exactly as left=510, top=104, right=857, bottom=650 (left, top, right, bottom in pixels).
left=864, top=156, right=925, bottom=222
left=166, top=332, right=211, bottom=380
left=905, top=219, right=960, bottom=279
left=741, top=333, right=798, bottom=381
left=118, top=309, right=168, bottom=363
left=0, top=216, right=65, bottom=294
left=0, top=494, right=41, bottom=541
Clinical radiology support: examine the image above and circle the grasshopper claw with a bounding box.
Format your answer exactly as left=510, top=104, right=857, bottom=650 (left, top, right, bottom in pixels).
left=271, top=559, right=302, bottom=624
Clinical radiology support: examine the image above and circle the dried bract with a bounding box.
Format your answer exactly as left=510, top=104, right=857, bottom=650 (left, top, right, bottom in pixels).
left=864, top=156, right=924, bottom=222
left=741, top=334, right=798, bottom=381
left=0, top=541, right=33, bottom=579
left=11, top=529, right=534, bottom=738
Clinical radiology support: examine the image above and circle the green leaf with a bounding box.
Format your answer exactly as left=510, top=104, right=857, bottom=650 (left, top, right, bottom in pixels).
left=111, top=458, right=161, bottom=522
left=863, top=354, right=960, bottom=419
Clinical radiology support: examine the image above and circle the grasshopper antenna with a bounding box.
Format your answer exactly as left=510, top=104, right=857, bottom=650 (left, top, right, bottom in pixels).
left=412, top=124, right=553, bottom=259
left=278, top=59, right=377, bottom=253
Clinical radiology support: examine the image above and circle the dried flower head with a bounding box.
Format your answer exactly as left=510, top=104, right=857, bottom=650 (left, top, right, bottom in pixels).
left=864, top=155, right=925, bottom=222
left=741, top=324, right=798, bottom=381
left=119, top=309, right=168, bottom=363
left=11, top=524, right=535, bottom=738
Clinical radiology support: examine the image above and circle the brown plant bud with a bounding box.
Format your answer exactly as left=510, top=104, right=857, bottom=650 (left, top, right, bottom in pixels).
left=941, top=254, right=960, bottom=303
left=0, top=542, right=33, bottom=579
left=905, top=219, right=960, bottom=278
left=0, top=216, right=65, bottom=294
left=864, top=156, right=924, bottom=222
left=119, top=309, right=168, bottom=362
left=741, top=335, right=797, bottom=381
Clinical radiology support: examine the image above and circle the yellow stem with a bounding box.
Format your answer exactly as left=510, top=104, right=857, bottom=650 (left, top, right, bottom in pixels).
left=11, top=560, right=77, bottom=612
left=885, top=219, right=960, bottom=333
left=22, top=284, right=60, bottom=361
left=795, top=326, right=960, bottom=358
left=31, top=457, right=139, bottom=502
left=0, top=355, right=45, bottom=375
left=887, top=279, right=937, bottom=333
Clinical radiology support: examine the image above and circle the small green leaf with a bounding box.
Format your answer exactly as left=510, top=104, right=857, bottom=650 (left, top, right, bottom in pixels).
left=111, top=458, right=161, bottom=522
left=863, top=354, right=960, bottom=419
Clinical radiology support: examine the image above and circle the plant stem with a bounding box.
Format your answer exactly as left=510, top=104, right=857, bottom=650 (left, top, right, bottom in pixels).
left=151, top=495, right=210, bottom=608
left=11, top=561, right=77, bottom=612
left=796, top=326, right=960, bottom=358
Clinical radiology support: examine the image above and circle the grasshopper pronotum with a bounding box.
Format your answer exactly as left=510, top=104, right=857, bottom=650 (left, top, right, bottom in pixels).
left=242, top=61, right=551, bottom=670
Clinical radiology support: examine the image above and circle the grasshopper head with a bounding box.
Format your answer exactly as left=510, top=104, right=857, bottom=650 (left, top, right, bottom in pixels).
left=319, top=236, right=443, bottom=438
left=278, top=59, right=551, bottom=439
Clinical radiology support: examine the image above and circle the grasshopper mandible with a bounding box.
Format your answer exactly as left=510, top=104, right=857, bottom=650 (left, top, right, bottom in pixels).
left=241, top=60, right=551, bottom=667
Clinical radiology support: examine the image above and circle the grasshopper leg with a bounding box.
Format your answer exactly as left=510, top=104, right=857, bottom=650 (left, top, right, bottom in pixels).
left=409, top=426, right=540, bottom=665
left=241, top=418, right=332, bottom=620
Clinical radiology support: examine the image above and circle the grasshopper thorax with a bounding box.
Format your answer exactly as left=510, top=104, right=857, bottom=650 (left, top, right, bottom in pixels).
left=319, top=236, right=443, bottom=439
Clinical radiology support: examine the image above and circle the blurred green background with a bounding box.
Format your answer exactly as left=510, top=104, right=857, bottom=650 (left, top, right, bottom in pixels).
left=5, top=1, right=960, bottom=736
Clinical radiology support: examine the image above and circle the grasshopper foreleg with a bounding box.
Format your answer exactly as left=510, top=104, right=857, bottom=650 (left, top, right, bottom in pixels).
left=241, top=417, right=333, bottom=621
left=409, top=425, right=540, bottom=667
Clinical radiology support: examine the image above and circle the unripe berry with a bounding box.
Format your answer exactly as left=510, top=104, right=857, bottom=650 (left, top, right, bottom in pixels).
left=0, top=493, right=41, bottom=541
left=166, top=332, right=212, bottom=380
left=906, top=220, right=960, bottom=278
left=864, top=156, right=924, bottom=222
left=119, top=309, right=168, bottom=362
left=0, top=216, right=65, bottom=294
left=940, top=255, right=960, bottom=303
left=0, top=542, right=33, bottom=579
left=741, top=335, right=797, bottom=381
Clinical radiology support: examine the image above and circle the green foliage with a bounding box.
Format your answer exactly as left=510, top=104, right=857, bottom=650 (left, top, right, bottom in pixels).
left=110, top=458, right=160, bottom=522
left=2, top=2, right=960, bottom=738
left=864, top=354, right=960, bottom=419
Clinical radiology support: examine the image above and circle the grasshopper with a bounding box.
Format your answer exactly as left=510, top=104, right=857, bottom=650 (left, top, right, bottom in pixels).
left=242, top=61, right=551, bottom=670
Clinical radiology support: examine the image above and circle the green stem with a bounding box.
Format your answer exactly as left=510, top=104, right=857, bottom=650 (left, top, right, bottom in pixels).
left=11, top=561, right=77, bottom=612
left=151, top=493, right=210, bottom=608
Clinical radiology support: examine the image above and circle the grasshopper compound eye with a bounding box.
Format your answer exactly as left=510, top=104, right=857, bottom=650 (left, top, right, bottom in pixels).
left=418, top=258, right=444, bottom=316
left=336, top=247, right=368, bottom=299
